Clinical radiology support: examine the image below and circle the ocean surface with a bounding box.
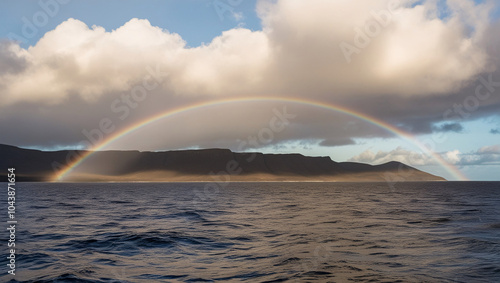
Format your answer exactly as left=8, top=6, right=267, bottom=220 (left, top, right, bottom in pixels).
left=1, top=182, right=499, bottom=282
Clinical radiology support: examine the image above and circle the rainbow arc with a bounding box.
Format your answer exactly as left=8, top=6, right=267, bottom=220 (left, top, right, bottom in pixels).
left=53, top=97, right=468, bottom=181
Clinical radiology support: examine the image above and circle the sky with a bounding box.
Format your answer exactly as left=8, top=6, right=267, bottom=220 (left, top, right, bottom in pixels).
left=0, top=0, right=499, bottom=181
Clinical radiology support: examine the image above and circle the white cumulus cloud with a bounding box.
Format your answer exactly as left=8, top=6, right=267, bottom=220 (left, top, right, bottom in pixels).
left=349, top=144, right=500, bottom=166
left=0, top=0, right=496, bottom=106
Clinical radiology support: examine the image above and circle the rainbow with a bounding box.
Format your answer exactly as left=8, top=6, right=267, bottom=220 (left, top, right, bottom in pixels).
left=53, top=97, right=468, bottom=181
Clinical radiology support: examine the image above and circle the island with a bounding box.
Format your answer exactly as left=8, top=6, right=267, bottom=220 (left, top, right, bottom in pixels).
left=0, top=144, right=445, bottom=182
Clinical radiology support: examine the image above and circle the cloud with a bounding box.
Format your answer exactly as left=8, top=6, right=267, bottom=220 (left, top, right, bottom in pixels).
left=432, top=122, right=463, bottom=133
left=0, top=18, right=272, bottom=105
left=459, top=145, right=500, bottom=165
left=1, top=18, right=187, bottom=104
left=490, top=128, right=500, bottom=134
left=319, top=137, right=356, bottom=147
left=348, top=146, right=437, bottom=166
left=477, top=144, right=500, bottom=154
left=349, top=144, right=500, bottom=166
left=0, top=0, right=495, bottom=105
left=232, top=12, right=244, bottom=21
left=0, top=0, right=499, bottom=151
left=257, top=0, right=491, bottom=96
left=0, top=41, right=27, bottom=75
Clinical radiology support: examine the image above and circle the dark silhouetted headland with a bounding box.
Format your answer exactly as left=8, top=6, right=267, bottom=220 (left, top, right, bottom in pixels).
left=0, top=144, right=446, bottom=182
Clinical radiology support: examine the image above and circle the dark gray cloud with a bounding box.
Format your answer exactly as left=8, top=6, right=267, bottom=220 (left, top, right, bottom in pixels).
left=319, top=138, right=356, bottom=147
left=432, top=123, right=464, bottom=133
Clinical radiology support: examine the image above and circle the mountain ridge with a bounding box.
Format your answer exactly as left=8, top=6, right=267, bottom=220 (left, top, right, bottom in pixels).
left=0, top=144, right=446, bottom=182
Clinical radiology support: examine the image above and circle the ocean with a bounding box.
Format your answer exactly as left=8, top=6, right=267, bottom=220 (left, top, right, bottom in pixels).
left=1, top=182, right=499, bottom=282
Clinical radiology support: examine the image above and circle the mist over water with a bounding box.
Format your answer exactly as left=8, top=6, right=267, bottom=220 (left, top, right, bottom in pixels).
left=2, top=182, right=499, bottom=282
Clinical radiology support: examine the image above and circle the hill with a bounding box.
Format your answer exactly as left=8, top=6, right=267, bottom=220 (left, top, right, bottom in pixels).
left=0, top=144, right=445, bottom=182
